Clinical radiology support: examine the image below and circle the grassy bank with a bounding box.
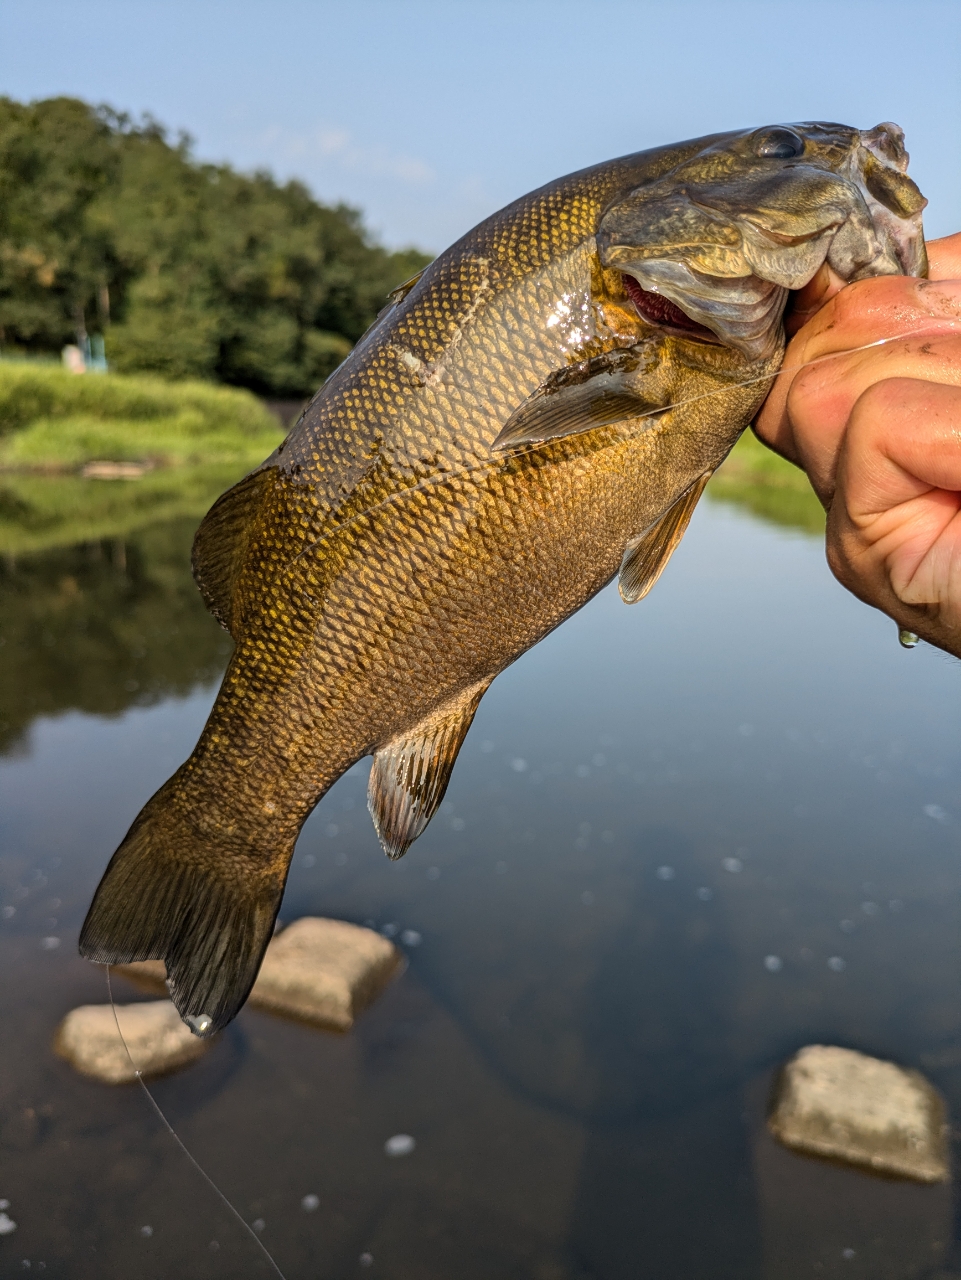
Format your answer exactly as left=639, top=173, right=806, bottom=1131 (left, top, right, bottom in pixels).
left=0, top=364, right=284, bottom=553
left=707, top=428, right=825, bottom=534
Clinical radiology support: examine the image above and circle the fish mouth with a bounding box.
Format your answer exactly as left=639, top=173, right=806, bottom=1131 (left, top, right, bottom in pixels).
left=621, top=273, right=719, bottom=343
left=598, top=122, right=927, bottom=362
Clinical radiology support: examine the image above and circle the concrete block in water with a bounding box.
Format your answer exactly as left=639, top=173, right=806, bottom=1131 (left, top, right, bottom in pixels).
left=116, top=916, right=404, bottom=1032
left=768, top=1044, right=949, bottom=1183
left=55, top=1001, right=210, bottom=1084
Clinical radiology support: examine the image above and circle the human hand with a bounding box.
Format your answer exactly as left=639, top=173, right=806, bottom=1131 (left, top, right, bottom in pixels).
left=754, top=233, right=961, bottom=657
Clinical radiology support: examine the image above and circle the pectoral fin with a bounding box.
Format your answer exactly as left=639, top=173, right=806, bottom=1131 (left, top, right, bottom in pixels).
left=619, top=472, right=712, bottom=603
left=368, top=680, right=491, bottom=859
left=492, top=346, right=667, bottom=452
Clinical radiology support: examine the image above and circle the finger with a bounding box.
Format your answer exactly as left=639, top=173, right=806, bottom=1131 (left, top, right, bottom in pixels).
left=827, top=379, right=961, bottom=654
left=784, top=263, right=846, bottom=337
left=755, top=278, right=961, bottom=462
left=783, top=334, right=961, bottom=504
left=926, top=231, right=961, bottom=281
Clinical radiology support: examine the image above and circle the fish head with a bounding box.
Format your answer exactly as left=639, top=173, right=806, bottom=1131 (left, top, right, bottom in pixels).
left=597, top=122, right=927, bottom=362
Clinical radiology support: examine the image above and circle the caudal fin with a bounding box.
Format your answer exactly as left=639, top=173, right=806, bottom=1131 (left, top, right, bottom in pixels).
left=79, top=791, right=287, bottom=1037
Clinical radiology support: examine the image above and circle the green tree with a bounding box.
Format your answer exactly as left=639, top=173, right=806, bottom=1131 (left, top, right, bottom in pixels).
left=0, top=97, right=431, bottom=396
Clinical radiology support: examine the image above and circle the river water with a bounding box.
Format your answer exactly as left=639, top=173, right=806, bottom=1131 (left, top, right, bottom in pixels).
left=2, top=498, right=961, bottom=1279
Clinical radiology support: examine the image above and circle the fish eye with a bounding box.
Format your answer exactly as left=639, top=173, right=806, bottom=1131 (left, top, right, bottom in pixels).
left=753, top=128, right=805, bottom=160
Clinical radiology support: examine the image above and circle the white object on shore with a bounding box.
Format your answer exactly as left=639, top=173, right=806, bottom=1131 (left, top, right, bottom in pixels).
left=768, top=1044, right=949, bottom=1183
left=116, top=916, right=404, bottom=1033
left=55, top=1000, right=210, bottom=1084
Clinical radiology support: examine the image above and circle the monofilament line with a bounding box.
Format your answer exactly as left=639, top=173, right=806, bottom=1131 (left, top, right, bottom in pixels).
left=105, top=966, right=288, bottom=1279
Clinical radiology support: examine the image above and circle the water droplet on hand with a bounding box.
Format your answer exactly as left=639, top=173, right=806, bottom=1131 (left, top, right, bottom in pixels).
left=301, top=1194, right=320, bottom=1212
left=898, top=628, right=919, bottom=648
left=186, top=1013, right=213, bottom=1036
left=384, top=1133, right=416, bottom=1157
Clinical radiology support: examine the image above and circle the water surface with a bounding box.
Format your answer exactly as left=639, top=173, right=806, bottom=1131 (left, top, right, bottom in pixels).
left=2, top=499, right=961, bottom=1278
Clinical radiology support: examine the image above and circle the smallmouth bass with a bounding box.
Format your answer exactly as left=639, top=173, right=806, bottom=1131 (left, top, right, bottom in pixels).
left=81, top=122, right=927, bottom=1034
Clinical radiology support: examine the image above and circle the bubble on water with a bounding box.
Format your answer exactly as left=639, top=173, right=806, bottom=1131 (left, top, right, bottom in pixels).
left=0, top=1201, right=9, bottom=1211
left=400, top=930, right=422, bottom=947
left=0, top=1212, right=16, bottom=1236
left=359, top=1253, right=374, bottom=1268
left=898, top=629, right=919, bottom=649
left=301, top=854, right=316, bottom=868
left=451, top=817, right=466, bottom=831
left=828, top=956, right=847, bottom=972
left=842, top=1247, right=856, bottom=1260
left=426, top=867, right=440, bottom=881
left=39, top=937, right=60, bottom=951
left=581, top=891, right=594, bottom=906
left=325, top=823, right=340, bottom=838
left=139, top=1225, right=153, bottom=1238
left=384, top=1133, right=416, bottom=1157
left=1, top=907, right=14, bottom=920
left=656, top=866, right=675, bottom=881
left=380, top=922, right=398, bottom=938
left=840, top=919, right=856, bottom=933
left=861, top=901, right=879, bottom=916
left=251, top=1218, right=266, bottom=1234
left=924, top=804, right=948, bottom=823
left=510, top=758, right=528, bottom=773
left=186, top=1013, right=213, bottom=1035
left=722, top=857, right=743, bottom=874
left=764, top=955, right=782, bottom=972
left=696, top=887, right=713, bottom=901
left=301, top=1194, right=320, bottom=1212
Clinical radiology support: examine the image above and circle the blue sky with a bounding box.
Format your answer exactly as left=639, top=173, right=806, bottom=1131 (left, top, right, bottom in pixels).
left=2, top=0, right=960, bottom=253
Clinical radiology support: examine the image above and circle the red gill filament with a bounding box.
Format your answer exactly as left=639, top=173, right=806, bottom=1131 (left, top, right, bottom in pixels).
left=622, top=273, right=714, bottom=339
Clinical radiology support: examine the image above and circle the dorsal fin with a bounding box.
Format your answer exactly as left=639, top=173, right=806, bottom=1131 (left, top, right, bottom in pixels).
left=491, top=345, right=667, bottom=452
left=619, top=472, right=712, bottom=603
left=191, top=467, right=275, bottom=636
left=368, top=679, right=491, bottom=860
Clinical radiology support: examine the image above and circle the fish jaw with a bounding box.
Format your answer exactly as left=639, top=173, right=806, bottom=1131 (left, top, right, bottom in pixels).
left=596, top=121, right=927, bottom=361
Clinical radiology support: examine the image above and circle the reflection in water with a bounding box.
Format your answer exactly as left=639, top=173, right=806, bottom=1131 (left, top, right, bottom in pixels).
left=3, top=497, right=961, bottom=1276
left=0, top=520, right=231, bottom=754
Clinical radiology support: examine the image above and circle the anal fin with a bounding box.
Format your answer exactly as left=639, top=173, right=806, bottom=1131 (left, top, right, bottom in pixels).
left=619, top=472, right=712, bottom=603
left=368, top=680, right=491, bottom=859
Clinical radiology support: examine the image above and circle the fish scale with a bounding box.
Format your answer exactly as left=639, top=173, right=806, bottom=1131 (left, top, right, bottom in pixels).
left=80, top=121, right=927, bottom=1034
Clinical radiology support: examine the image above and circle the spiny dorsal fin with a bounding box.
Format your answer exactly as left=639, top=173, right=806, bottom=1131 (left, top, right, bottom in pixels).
left=368, top=680, right=491, bottom=860
left=619, top=472, right=712, bottom=603
left=492, top=345, right=667, bottom=452
left=192, top=468, right=275, bottom=636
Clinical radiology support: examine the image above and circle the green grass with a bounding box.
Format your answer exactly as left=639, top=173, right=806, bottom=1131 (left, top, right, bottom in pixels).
left=0, top=363, right=283, bottom=473
left=707, top=429, right=825, bottom=535
left=0, top=364, right=284, bottom=553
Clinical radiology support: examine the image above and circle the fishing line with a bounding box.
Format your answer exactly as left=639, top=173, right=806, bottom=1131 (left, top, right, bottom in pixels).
left=290, top=321, right=961, bottom=567
left=105, top=966, right=289, bottom=1280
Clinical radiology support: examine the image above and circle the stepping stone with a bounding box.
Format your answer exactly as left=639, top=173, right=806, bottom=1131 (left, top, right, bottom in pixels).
left=768, top=1044, right=949, bottom=1183
left=115, top=916, right=404, bottom=1032
left=55, top=1001, right=210, bottom=1084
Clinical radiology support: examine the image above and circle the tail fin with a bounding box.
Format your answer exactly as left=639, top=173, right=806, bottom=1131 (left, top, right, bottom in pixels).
left=79, top=791, right=286, bottom=1037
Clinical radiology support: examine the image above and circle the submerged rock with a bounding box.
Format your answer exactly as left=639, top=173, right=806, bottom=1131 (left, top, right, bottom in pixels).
left=768, top=1044, right=949, bottom=1183
left=55, top=1001, right=210, bottom=1084
left=116, top=916, right=404, bottom=1032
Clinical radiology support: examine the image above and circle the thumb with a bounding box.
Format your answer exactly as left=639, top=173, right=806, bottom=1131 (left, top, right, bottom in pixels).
left=785, top=262, right=848, bottom=336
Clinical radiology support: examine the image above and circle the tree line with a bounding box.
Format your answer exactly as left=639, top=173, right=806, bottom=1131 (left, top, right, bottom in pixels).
left=0, top=96, right=431, bottom=396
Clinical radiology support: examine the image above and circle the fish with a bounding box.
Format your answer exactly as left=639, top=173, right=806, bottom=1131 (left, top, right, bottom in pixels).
left=80, top=121, right=927, bottom=1036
